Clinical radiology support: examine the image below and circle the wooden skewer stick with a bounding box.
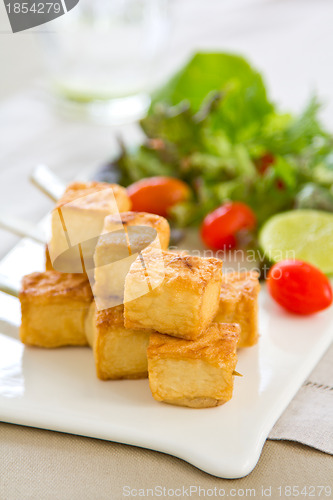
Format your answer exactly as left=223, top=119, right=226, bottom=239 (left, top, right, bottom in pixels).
left=0, top=166, right=65, bottom=299
left=0, top=213, right=46, bottom=244
left=30, top=164, right=66, bottom=202
left=0, top=275, right=19, bottom=298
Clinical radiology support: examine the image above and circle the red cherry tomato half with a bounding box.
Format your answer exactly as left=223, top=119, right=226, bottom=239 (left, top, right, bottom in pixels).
left=127, top=176, right=190, bottom=218
left=200, top=202, right=256, bottom=250
left=267, top=260, right=333, bottom=315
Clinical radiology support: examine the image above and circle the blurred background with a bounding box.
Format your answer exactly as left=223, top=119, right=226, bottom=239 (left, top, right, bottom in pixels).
left=1, top=0, right=333, bottom=257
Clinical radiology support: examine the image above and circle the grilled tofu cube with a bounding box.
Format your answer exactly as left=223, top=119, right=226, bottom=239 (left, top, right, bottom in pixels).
left=147, top=323, right=240, bottom=408
left=103, top=211, right=170, bottom=250
left=93, top=229, right=134, bottom=309
left=86, top=303, right=152, bottom=380
left=93, top=225, right=161, bottom=309
left=215, top=271, right=260, bottom=348
left=20, top=271, right=93, bottom=348
left=49, top=181, right=131, bottom=272
left=124, top=250, right=223, bottom=340
left=93, top=212, right=169, bottom=307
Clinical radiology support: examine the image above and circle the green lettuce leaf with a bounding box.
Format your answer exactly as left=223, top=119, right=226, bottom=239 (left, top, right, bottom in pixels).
left=150, top=52, right=273, bottom=141
left=106, top=52, right=333, bottom=231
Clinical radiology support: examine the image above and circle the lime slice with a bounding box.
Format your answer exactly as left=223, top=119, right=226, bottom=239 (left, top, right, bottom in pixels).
left=259, top=210, right=333, bottom=274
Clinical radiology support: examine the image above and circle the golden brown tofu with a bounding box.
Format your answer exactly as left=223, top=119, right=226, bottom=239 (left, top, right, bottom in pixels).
left=215, top=271, right=260, bottom=348
left=20, top=271, right=93, bottom=348
left=124, top=250, right=223, bottom=340
left=103, top=211, right=170, bottom=250
left=147, top=323, right=240, bottom=408
left=93, top=224, right=161, bottom=309
left=93, top=230, right=133, bottom=309
left=87, top=303, right=152, bottom=380
left=57, top=181, right=131, bottom=214
left=48, top=181, right=131, bottom=272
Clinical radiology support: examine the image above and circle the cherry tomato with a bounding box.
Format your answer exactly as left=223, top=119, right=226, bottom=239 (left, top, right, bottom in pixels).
left=267, top=260, right=333, bottom=315
left=200, top=202, right=256, bottom=250
left=127, top=176, right=190, bottom=218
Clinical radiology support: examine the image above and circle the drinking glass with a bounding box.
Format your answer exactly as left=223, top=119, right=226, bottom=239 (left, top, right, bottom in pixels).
left=40, top=0, right=170, bottom=123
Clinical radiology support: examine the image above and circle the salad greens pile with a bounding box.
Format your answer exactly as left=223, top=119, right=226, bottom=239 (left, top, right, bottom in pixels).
left=112, top=53, right=333, bottom=226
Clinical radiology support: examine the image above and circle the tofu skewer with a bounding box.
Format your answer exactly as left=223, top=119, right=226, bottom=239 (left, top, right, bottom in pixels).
left=215, top=272, right=260, bottom=348
left=86, top=302, right=153, bottom=380
left=47, top=181, right=131, bottom=274
left=147, top=323, right=240, bottom=408
left=3, top=166, right=254, bottom=409
left=0, top=270, right=95, bottom=349
left=10, top=257, right=244, bottom=408
left=103, top=212, right=170, bottom=251
left=93, top=212, right=170, bottom=310
left=124, top=250, right=223, bottom=340
left=19, top=271, right=93, bottom=348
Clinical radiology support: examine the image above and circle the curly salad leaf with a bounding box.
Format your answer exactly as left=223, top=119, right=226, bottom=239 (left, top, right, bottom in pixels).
left=112, top=52, right=333, bottom=227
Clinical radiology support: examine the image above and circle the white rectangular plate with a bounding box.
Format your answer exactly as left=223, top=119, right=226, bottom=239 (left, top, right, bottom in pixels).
left=0, top=236, right=332, bottom=478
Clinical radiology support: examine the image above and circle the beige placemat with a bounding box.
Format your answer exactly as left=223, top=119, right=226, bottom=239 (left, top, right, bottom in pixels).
left=1, top=423, right=332, bottom=500
left=269, top=343, right=333, bottom=454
